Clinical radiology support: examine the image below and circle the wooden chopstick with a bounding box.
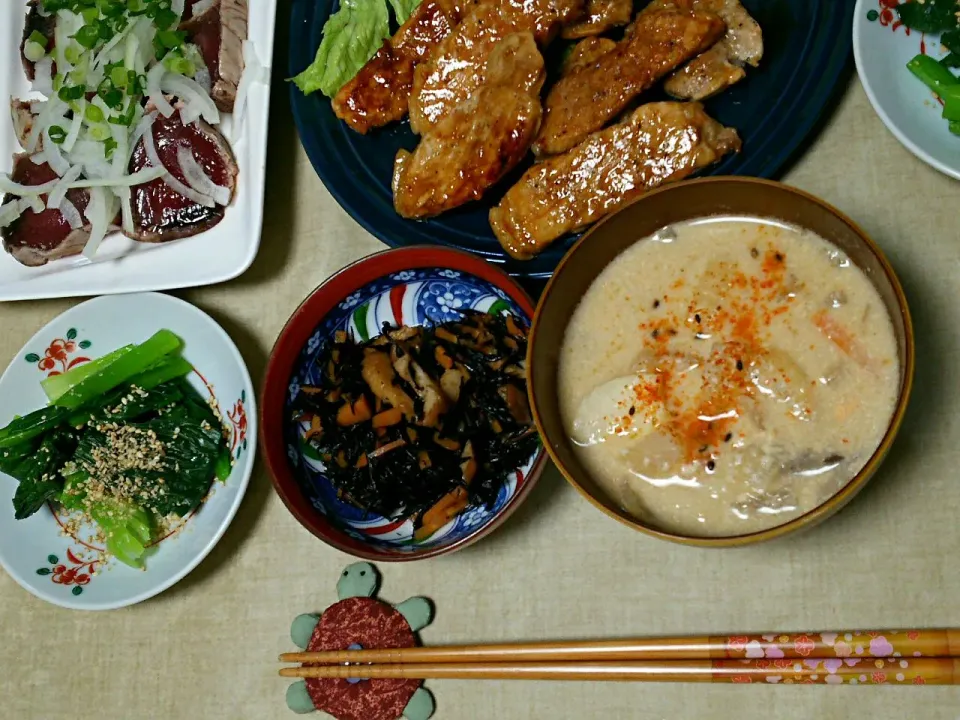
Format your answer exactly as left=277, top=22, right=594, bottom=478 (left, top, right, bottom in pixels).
left=279, top=658, right=960, bottom=684
left=279, top=629, right=960, bottom=665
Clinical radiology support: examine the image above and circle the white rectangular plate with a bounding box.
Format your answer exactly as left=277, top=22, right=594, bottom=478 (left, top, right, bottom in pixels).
left=0, top=1, right=276, bottom=301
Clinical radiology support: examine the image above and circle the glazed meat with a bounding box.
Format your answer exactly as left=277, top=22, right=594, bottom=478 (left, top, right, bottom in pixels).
left=126, top=110, right=238, bottom=243
left=333, top=0, right=466, bottom=134
left=561, top=0, right=632, bottom=39
left=491, top=102, right=741, bottom=260
left=1, top=155, right=94, bottom=267
left=179, top=0, right=248, bottom=113
left=561, top=37, right=617, bottom=74
left=653, top=0, right=764, bottom=100
left=408, top=0, right=583, bottom=135
left=532, top=8, right=726, bottom=157
left=393, top=33, right=545, bottom=219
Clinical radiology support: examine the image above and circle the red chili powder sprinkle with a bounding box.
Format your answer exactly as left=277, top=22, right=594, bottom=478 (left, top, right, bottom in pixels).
left=633, top=245, right=803, bottom=460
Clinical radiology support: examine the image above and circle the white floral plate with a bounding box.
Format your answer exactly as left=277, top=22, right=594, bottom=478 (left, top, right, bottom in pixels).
left=854, top=0, right=960, bottom=180
left=0, top=292, right=256, bottom=610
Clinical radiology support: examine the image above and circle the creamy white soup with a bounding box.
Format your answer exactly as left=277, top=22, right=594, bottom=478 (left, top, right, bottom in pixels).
left=558, top=217, right=899, bottom=537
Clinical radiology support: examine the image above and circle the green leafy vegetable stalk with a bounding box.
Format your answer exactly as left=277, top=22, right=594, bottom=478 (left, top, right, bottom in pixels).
left=292, top=0, right=422, bottom=98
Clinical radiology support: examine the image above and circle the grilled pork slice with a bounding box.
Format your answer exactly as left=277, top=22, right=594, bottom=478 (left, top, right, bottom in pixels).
left=533, top=8, right=726, bottom=157
left=179, top=0, right=248, bottom=113
left=561, top=0, right=632, bottom=40
left=333, top=0, right=467, bottom=134
left=393, top=33, right=545, bottom=219
left=560, top=37, right=616, bottom=74
left=20, top=0, right=55, bottom=81
left=491, top=102, right=741, bottom=260
left=126, top=110, right=238, bottom=243
left=662, top=0, right=763, bottom=100
left=1, top=156, right=92, bottom=267
left=408, top=0, right=583, bottom=135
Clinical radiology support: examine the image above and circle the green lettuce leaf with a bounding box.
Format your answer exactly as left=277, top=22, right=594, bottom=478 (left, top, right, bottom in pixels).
left=291, top=0, right=392, bottom=98
left=387, top=0, right=421, bottom=24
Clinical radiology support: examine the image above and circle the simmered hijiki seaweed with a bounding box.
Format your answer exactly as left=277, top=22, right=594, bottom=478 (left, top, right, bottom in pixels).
left=292, top=310, right=538, bottom=540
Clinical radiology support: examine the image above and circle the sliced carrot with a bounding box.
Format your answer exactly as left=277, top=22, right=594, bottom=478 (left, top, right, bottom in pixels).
left=418, top=451, right=432, bottom=470
left=372, top=407, right=403, bottom=428
left=434, top=346, right=454, bottom=370
left=414, top=487, right=469, bottom=541
left=505, top=314, right=524, bottom=338
left=406, top=427, right=419, bottom=443
left=812, top=310, right=873, bottom=369
left=334, top=331, right=348, bottom=343
left=355, top=453, right=368, bottom=469
left=335, top=450, right=348, bottom=468
left=336, top=396, right=372, bottom=426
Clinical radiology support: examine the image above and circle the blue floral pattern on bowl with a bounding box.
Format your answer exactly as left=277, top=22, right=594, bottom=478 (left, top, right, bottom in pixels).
left=284, top=267, right=538, bottom=553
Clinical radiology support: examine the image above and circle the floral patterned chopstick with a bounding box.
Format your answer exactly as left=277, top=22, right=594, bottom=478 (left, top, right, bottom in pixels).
left=280, top=630, right=960, bottom=685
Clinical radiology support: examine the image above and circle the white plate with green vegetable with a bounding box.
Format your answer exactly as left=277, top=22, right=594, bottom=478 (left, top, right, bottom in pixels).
left=0, top=291, right=256, bottom=610
left=854, top=0, right=960, bottom=180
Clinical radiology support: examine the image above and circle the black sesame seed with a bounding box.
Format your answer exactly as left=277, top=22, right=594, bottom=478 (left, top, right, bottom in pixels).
left=775, top=252, right=784, bottom=262
left=750, top=248, right=759, bottom=258
left=724, top=433, right=733, bottom=442
left=699, top=445, right=708, bottom=453
left=652, top=329, right=659, bottom=338
left=653, top=299, right=660, bottom=308
left=707, top=460, right=716, bottom=471
left=628, top=406, right=636, bottom=416
left=694, top=313, right=701, bottom=323
left=736, top=359, right=744, bottom=371
left=668, top=328, right=677, bottom=336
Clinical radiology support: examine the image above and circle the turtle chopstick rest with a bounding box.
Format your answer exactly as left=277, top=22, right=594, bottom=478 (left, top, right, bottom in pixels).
left=285, top=562, right=435, bottom=720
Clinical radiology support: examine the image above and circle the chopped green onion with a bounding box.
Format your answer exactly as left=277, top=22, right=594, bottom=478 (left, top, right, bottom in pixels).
left=72, top=24, right=101, bottom=50
left=81, top=7, right=100, bottom=24
left=85, top=104, right=105, bottom=123
left=23, top=41, right=47, bottom=64
left=152, top=8, right=178, bottom=30
left=48, top=126, right=67, bottom=144
left=111, top=65, right=129, bottom=88
left=89, top=124, right=112, bottom=141
left=103, top=137, right=119, bottom=157
left=155, top=29, right=185, bottom=51
left=163, top=50, right=195, bottom=76
left=57, top=84, right=86, bottom=102
left=28, top=30, right=48, bottom=48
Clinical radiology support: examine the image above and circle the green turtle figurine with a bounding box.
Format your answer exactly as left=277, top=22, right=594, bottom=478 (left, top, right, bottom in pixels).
left=285, top=562, right=435, bottom=720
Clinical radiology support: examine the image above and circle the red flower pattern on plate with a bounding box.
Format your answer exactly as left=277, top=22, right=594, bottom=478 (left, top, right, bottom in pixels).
left=727, top=636, right=749, bottom=653
left=794, top=634, right=815, bottom=657
left=754, top=659, right=770, bottom=670
left=731, top=675, right=752, bottom=684
left=872, top=672, right=887, bottom=684
left=36, top=548, right=99, bottom=596
left=25, top=329, right=91, bottom=377
left=772, top=658, right=792, bottom=670
left=913, top=676, right=926, bottom=685
left=227, top=390, right=249, bottom=459
left=907, top=631, right=920, bottom=640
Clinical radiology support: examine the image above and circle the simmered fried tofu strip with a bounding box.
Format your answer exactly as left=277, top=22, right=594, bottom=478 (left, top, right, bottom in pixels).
left=491, top=102, right=741, bottom=260
left=532, top=8, right=726, bottom=157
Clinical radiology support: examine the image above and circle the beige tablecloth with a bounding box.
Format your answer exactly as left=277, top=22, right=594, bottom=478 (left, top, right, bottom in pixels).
left=3, top=41, right=960, bottom=720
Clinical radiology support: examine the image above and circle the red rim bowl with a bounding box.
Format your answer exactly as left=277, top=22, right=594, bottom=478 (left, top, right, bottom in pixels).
left=260, top=246, right=547, bottom=560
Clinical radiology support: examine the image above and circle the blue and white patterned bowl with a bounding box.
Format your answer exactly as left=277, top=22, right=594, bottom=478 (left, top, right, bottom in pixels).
left=261, top=247, right=545, bottom=560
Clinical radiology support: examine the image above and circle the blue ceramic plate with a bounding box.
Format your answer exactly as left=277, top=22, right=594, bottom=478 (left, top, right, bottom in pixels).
left=290, top=0, right=855, bottom=279
left=262, top=247, right=546, bottom=560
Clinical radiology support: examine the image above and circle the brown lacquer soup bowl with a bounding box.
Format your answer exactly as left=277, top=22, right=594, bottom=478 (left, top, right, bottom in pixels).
left=527, top=177, right=914, bottom=548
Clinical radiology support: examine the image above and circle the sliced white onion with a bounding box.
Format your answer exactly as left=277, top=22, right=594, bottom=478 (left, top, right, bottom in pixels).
left=0, top=201, right=23, bottom=228
left=177, top=145, right=231, bottom=206
left=194, top=67, right=212, bottom=95
left=22, top=195, right=45, bottom=213
left=46, top=164, right=84, bottom=209
left=62, top=101, right=84, bottom=153
left=116, top=186, right=134, bottom=235
left=160, top=73, right=219, bottom=124
left=93, top=14, right=139, bottom=70
left=192, top=0, right=216, bottom=15
left=66, top=165, right=167, bottom=189
left=26, top=98, right=63, bottom=152
left=0, top=172, right=60, bottom=197
left=59, top=197, right=83, bottom=229
left=43, top=127, right=71, bottom=176
left=32, top=57, right=54, bottom=97
left=30, top=151, right=48, bottom=166
left=172, top=0, right=186, bottom=16
left=82, top=187, right=111, bottom=259
left=232, top=41, right=269, bottom=140
left=143, top=123, right=214, bottom=207
left=147, top=64, right=175, bottom=118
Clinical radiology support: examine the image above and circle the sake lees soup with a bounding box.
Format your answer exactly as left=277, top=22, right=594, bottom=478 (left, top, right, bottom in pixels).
left=558, top=217, right=899, bottom=537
